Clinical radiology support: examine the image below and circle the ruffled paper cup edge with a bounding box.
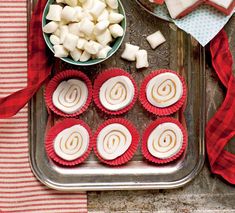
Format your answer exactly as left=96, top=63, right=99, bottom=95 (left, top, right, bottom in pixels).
left=142, top=117, right=188, bottom=164
left=93, top=68, right=138, bottom=115
left=139, top=69, right=187, bottom=116
left=45, top=118, right=92, bottom=166
left=44, top=70, right=93, bottom=118
left=92, top=118, right=139, bottom=166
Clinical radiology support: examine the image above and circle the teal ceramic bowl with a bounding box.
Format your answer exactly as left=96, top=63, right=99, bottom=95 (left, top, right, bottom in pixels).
left=42, top=0, right=126, bottom=66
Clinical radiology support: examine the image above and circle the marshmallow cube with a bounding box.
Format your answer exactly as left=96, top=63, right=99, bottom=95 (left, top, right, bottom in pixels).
left=72, top=6, right=83, bottom=22
left=60, top=25, right=69, bottom=43
left=61, top=6, right=76, bottom=22
left=46, top=5, right=63, bottom=21
left=109, top=12, right=124, bottom=24
left=53, top=28, right=61, bottom=37
left=82, top=0, right=94, bottom=10
left=90, top=0, right=106, bottom=18
left=97, top=9, right=109, bottom=21
left=146, top=31, right=166, bottom=49
left=106, top=0, right=118, bottom=9
left=65, top=0, right=78, bottom=7
left=68, top=23, right=83, bottom=36
left=97, top=45, right=112, bottom=58
left=56, top=0, right=65, bottom=3
left=84, top=40, right=102, bottom=55
left=77, top=38, right=88, bottom=50
left=136, top=50, right=149, bottom=69
left=54, top=45, right=69, bottom=58
left=80, top=18, right=95, bottom=36
left=94, top=20, right=110, bottom=35
left=63, top=33, right=79, bottom=52
left=96, top=29, right=112, bottom=46
left=43, top=21, right=59, bottom=34
left=80, top=51, right=91, bottom=62
left=109, top=24, right=124, bottom=38
left=121, top=43, right=140, bottom=61
left=70, top=48, right=83, bottom=61
left=50, top=34, right=61, bottom=45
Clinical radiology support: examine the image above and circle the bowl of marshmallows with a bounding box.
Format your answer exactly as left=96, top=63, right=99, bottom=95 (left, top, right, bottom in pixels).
left=42, top=0, right=126, bottom=66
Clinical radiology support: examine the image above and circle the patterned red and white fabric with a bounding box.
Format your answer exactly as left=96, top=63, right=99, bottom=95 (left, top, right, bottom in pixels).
left=0, top=0, right=87, bottom=212
left=206, top=30, right=235, bottom=185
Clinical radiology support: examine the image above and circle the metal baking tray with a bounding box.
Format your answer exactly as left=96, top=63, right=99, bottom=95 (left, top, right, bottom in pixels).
left=29, top=0, right=205, bottom=191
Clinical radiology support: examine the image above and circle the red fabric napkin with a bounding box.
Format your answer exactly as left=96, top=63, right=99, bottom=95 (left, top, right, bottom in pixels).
left=0, top=0, right=53, bottom=118
left=206, top=30, right=235, bottom=184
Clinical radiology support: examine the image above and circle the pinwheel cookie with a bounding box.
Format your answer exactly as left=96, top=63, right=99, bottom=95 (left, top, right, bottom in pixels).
left=142, top=117, right=188, bottom=164
left=45, top=119, right=92, bottom=166
left=93, top=68, right=138, bottom=115
left=92, top=118, right=139, bottom=166
left=139, top=69, right=187, bottom=116
left=45, top=70, right=92, bottom=117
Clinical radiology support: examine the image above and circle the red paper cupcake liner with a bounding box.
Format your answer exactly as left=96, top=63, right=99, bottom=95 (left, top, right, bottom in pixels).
left=93, top=68, right=138, bottom=115
left=45, top=119, right=92, bottom=166
left=92, top=118, right=139, bottom=166
left=44, top=70, right=93, bottom=117
left=142, top=117, right=188, bottom=164
left=139, top=69, right=187, bottom=116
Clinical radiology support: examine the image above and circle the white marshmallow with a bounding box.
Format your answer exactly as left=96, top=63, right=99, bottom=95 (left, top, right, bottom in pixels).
left=82, top=0, right=94, bottom=10
left=46, top=5, right=63, bottom=22
left=121, top=43, right=140, bottom=61
left=60, top=25, right=69, bottom=43
left=54, top=45, right=69, bottom=58
left=80, top=51, right=91, bottom=62
left=50, top=34, right=61, bottom=45
left=84, top=40, right=102, bottom=55
left=70, top=48, right=83, bottom=61
left=96, top=29, right=112, bottom=46
left=94, top=20, right=110, bottom=35
left=43, top=21, right=59, bottom=34
left=56, top=0, right=65, bottom=3
left=97, top=9, right=109, bottom=21
left=97, top=45, right=112, bottom=58
left=72, top=6, right=83, bottom=22
left=63, top=33, right=79, bottom=51
left=106, top=0, right=118, bottom=9
left=80, top=18, right=95, bottom=36
left=61, top=6, right=76, bottom=22
left=109, top=12, right=124, bottom=24
left=90, top=0, right=106, bottom=18
left=109, top=24, right=123, bottom=38
left=83, top=9, right=94, bottom=21
left=136, top=50, right=149, bottom=69
left=53, top=28, right=61, bottom=37
left=77, top=38, right=88, bottom=50
left=146, top=31, right=166, bottom=49
left=65, top=0, right=77, bottom=7
left=68, top=22, right=83, bottom=36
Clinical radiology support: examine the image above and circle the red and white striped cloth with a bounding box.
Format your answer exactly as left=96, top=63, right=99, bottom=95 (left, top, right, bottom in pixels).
left=0, top=1, right=87, bottom=212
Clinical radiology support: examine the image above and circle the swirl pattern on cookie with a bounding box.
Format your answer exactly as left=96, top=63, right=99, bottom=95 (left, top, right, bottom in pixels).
left=97, top=123, right=132, bottom=160
left=99, top=76, right=134, bottom=111
left=146, top=73, right=183, bottom=108
left=54, top=125, right=89, bottom=161
left=53, top=79, right=88, bottom=114
left=147, top=122, right=183, bottom=159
